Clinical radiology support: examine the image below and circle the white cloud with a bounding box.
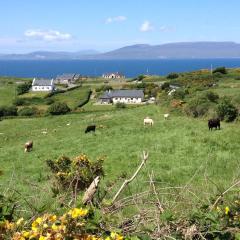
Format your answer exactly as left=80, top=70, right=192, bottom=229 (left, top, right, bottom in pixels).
left=140, top=21, right=154, bottom=32
left=160, top=25, right=176, bottom=32
left=24, top=29, right=72, bottom=41
left=106, top=16, right=127, bottom=24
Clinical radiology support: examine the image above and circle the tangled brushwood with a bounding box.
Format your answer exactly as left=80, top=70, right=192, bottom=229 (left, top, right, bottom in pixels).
left=46, top=154, right=104, bottom=193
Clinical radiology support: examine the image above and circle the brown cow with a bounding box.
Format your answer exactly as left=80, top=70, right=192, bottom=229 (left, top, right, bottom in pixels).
left=24, top=141, right=33, bottom=152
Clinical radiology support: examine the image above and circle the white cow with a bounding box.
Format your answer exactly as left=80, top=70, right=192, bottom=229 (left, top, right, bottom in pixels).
left=164, top=114, right=170, bottom=120
left=144, top=117, right=154, bottom=126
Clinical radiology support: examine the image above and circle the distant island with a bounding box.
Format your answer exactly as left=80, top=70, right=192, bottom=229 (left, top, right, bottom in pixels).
left=2, top=42, right=240, bottom=60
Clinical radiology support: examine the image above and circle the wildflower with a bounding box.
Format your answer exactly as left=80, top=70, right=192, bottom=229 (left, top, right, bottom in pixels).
left=22, top=231, right=30, bottom=238
left=39, top=236, right=47, bottom=240
left=110, top=232, right=124, bottom=240
left=225, top=206, right=230, bottom=215
left=68, top=208, right=88, bottom=218
left=16, top=217, right=24, bottom=226
left=48, top=214, right=57, bottom=222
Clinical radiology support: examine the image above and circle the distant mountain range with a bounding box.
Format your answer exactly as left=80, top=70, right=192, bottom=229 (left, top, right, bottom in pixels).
left=1, top=42, right=240, bottom=60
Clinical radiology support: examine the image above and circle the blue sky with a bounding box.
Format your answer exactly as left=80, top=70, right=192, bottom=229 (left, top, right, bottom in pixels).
left=1, top=0, right=240, bottom=53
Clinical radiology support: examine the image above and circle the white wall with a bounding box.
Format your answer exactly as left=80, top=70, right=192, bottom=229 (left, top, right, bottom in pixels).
left=112, top=97, right=142, bottom=104
left=32, top=86, right=53, bottom=92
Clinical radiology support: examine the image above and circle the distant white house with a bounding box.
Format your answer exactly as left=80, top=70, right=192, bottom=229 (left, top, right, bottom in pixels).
left=99, top=90, right=144, bottom=104
left=32, top=78, right=54, bottom=92
left=55, top=73, right=80, bottom=84
left=102, top=72, right=125, bottom=79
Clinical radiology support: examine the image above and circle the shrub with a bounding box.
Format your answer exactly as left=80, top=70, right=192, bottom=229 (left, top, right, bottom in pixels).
left=47, top=102, right=71, bottom=115
left=184, top=97, right=211, bottom=117
left=16, top=82, right=32, bottom=95
left=12, top=98, right=25, bottom=106
left=213, top=67, right=227, bottom=74
left=116, top=102, right=126, bottom=109
left=172, top=89, right=186, bottom=100
left=166, top=73, right=179, bottom=79
left=46, top=154, right=104, bottom=192
left=216, top=98, right=238, bottom=122
left=45, top=98, right=54, bottom=105
left=161, top=82, right=170, bottom=91
left=95, top=85, right=112, bottom=93
left=0, top=106, right=17, bottom=117
left=18, top=107, right=37, bottom=117
left=204, top=91, right=219, bottom=103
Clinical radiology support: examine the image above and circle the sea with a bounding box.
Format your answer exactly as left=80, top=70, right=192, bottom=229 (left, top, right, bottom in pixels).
left=0, top=59, right=240, bottom=78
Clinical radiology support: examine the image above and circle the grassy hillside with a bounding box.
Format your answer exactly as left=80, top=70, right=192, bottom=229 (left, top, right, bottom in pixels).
left=1, top=105, right=239, bottom=217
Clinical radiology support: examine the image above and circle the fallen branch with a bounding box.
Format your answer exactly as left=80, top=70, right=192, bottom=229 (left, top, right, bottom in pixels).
left=82, top=176, right=101, bottom=205
left=112, top=151, right=149, bottom=203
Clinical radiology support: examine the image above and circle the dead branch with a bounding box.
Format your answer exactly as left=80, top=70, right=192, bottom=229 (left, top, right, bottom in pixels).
left=211, top=179, right=240, bottom=210
left=112, top=151, right=149, bottom=203
left=82, top=176, right=101, bottom=205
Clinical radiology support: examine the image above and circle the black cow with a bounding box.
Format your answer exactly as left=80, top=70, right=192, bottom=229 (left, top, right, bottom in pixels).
left=208, top=118, right=220, bottom=131
left=85, top=125, right=96, bottom=133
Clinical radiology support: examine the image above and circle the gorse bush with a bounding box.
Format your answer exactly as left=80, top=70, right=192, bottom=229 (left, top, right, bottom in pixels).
left=213, top=66, right=227, bottom=74
left=4, top=207, right=125, bottom=240
left=13, top=98, right=25, bottom=106
left=46, top=154, right=104, bottom=193
left=166, top=73, right=179, bottom=79
left=18, top=107, right=37, bottom=117
left=204, top=91, right=219, bottom=103
left=16, top=82, right=32, bottom=95
left=216, top=98, right=238, bottom=122
left=47, top=102, right=71, bottom=115
left=115, top=102, right=126, bottom=109
left=0, top=106, right=17, bottom=117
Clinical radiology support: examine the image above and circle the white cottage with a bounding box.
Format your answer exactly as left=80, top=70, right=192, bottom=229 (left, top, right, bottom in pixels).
left=32, top=78, right=54, bottom=92
left=102, top=72, right=125, bottom=79
left=99, top=90, right=144, bottom=104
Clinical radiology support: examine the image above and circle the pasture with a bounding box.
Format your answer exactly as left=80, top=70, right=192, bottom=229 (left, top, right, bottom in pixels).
left=0, top=104, right=240, bottom=217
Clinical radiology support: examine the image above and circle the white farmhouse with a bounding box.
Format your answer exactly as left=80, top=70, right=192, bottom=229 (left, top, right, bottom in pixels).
left=99, top=90, right=144, bottom=104
left=102, top=72, right=125, bottom=79
left=32, top=78, right=54, bottom=92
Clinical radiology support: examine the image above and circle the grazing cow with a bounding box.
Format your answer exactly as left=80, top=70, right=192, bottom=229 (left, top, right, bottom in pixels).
left=85, top=125, right=96, bottom=133
left=24, top=141, right=33, bottom=152
left=144, top=117, right=154, bottom=126
left=208, top=118, right=220, bottom=131
left=164, top=113, right=170, bottom=120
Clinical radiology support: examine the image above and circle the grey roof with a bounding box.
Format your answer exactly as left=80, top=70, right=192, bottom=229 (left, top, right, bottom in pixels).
left=100, top=90, right=144, bottom=99
left=32, top=78, right=53, bottom=86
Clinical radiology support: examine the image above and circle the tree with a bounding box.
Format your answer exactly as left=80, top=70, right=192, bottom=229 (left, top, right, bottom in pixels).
left=16, top=82, right=32, bottom=95
left=167, top=73, right=179, bottom=79
left=47, top=102, right=71, bottom=115
left=213, top=67, right=227, bottom=74
left=217, top=98, right=238, bottom=122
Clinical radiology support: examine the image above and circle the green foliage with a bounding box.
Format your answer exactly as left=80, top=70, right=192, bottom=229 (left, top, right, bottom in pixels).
left=47, top=102, right=71, bottom=115
left=46, top=154, right=104, bottom=193
left=0, top=106, right=17, bottom=117
left=95, top=85, right=113, bottom=93
left=166, top=72, right=179, bottom=79
left=16, top=82, right=32, bottom=95
left=213, top=66, right=227, bottom=74
left=12, top=98, right=25, bottom=106
left=45, top=98, right=54, bottom=105
left=172, top=89, right=186, bottom=100
left=161, top=82, right=170, bottom=91
left=116, top=102, right=126, bottom=109
left=76, top=90, right=92, bottom=108
left=204, top=91, right=219, bottom=103
left=18, top=107, right=37, bottom=117
left=216, top=98, right=238, bottom=122
left=184, top=96, right=211, bottom=117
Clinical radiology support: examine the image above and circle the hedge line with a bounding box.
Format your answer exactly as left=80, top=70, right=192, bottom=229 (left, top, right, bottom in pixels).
left=76, top=90, right=92, bottom=108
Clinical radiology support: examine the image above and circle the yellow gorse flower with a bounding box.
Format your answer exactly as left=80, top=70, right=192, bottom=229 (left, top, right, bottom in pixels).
left=68, top=208, right=88, bottom=218
left=225, top=206, right=230, bottom=215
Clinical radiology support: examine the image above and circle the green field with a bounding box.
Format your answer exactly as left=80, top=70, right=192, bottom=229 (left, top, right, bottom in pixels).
left=1, top=104, right=240, bottom=218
